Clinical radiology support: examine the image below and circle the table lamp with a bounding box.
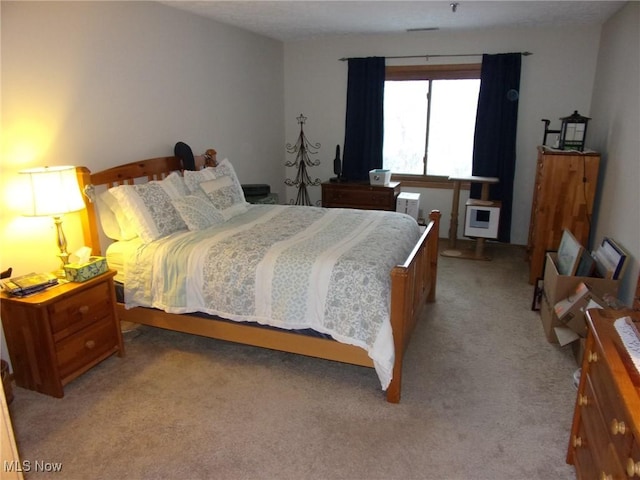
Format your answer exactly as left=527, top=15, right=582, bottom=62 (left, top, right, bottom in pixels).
left=20, top=166, right=85, bottom=277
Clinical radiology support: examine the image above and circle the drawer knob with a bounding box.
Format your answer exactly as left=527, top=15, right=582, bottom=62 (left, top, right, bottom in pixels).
left=78, top=305, right=90, bottom=315
left=572, top=435, right=583, bottom=448
left=610, top=419, right=626, bottom=436
left=627, top=458, right=640, bottom=477
left=588, top=351, right=599, bottom=363
left=85, top=340, right=96, bottom=350
left=578, top=394, right=589, bottom=406
left=600, top=473, right=613, bottom=480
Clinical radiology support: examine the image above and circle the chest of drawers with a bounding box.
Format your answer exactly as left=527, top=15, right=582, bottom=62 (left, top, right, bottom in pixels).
left=567, top=309, right=640, bottom=479
left=0, top=271, right=124, bottom=397
left=527, top=146, right=600, bottom=284
left=321, top=181, right=401, bottom=211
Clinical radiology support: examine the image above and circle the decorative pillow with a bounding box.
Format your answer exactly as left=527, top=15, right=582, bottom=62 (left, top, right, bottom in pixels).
left=199, top=176, right=249, bottom=220
left=162, top=170, right=190, bottom=197
left=183, top=158, right=248, bottom=205
left=109, top=172, right=188, bottom=243
left=172, top=195, right=226, bottom=231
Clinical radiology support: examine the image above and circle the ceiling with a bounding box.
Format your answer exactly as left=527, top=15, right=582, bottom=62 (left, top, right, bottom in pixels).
left=160, top=1, right=626, bottom=41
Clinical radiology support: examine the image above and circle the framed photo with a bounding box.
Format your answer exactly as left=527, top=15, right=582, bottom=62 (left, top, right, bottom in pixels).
left=531, top=277, right=544, bottom=311
left=557, top=229, right=583, bottom=276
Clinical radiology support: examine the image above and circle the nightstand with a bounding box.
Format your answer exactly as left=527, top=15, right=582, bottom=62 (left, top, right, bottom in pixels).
left=0, top=270, right=124, bottom=398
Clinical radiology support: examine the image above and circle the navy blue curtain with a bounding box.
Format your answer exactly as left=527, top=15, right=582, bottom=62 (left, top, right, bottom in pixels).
left=471, top=53, right=522, bottom=243
left=342, top=57, right=385, bottom=182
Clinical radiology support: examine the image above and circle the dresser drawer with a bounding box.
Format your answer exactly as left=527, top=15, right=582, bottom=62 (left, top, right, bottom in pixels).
left=48, top=281, right=114, bottom=342
left=587, top=344, right=634, bottom=459
left=321, top=182, right=400, bottom=211
left=580, top=376, right=610, bottom=462
left=628, top=440, right=640, bottom=478
left=55, top=315, right=119, bottom=381
left=325, top=188, right=389, bottom=206
left=572, top=418, right=597, bottom=478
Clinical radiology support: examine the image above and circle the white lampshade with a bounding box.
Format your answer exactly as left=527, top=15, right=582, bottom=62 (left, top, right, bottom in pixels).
left=20, top=166, right=85, bottom=217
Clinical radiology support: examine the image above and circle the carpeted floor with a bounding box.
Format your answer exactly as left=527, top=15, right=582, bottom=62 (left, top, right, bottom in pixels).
left=6, top=242, right=578, bottom=479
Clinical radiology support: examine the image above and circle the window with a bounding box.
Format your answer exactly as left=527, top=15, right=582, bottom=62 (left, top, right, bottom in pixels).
left=383, top=64, right=481, bottom=180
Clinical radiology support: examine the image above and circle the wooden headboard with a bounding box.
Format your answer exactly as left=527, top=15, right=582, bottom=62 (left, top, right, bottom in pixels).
left=75, top=149, right=217, bottom=255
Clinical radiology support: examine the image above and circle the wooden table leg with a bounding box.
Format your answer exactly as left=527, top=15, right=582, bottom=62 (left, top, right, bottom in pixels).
left=474, top=181, right=492, bottom=259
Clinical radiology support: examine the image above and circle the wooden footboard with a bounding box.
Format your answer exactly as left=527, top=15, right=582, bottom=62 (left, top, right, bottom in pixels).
left=76, top=158, right=440, bottom=403
left=387, top=210, right=440, bottom=402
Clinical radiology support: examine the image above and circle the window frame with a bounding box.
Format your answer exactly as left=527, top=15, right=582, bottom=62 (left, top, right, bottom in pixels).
left=385, top=63, right=482, bottom=187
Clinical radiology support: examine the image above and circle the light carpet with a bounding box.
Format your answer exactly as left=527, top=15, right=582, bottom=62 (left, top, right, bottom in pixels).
left=6, top=242, right=578, bottom=480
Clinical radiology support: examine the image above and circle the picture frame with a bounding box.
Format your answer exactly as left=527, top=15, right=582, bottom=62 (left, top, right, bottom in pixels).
left=556, top=229, right=583, bottom=276
left=531, top=277, right=544, bottom=311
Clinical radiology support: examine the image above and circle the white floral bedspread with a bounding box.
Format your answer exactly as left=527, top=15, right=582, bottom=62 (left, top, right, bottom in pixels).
left=124, top=204, right=420, bottom=389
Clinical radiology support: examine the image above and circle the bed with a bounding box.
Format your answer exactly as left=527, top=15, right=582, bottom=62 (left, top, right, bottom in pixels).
left=75, top=150, right=440, bottom=402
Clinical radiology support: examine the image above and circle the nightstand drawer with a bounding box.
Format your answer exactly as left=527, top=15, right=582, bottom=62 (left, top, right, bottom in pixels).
left=55, top=315, right=119, bottom=381
left=49, top=281, right=113, bottom=341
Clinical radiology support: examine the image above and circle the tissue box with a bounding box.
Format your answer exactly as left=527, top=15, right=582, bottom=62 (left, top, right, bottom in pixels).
left=64, top=256, right=108, bottom=282
left=369, top=169, right=391, bottom=186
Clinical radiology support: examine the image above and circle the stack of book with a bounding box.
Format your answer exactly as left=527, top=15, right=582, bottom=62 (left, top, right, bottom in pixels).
left=1, top=272, right=58, bottom=297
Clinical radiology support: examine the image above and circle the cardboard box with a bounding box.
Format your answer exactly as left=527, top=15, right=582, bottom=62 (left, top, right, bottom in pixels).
left=369, top=169, right=391, bottom=186
left=540, top=295, right=563, bottom=344
left=64, top=256, right=108, bottom=282
left=572, top=338, right=586, bottom=366
left=396, top=192, right=420, bottom=220
left=541, top=291, right=593, bottom=346
left=554, top=283, right=606, bottom=339
left=543, top=253, right=619, bottom=306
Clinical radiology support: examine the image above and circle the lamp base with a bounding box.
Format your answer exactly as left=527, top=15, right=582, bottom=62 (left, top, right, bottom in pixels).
left=53, top=268, right=69, bottom=281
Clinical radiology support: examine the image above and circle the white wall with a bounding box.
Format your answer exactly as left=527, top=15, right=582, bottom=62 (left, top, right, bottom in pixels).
left=283, top=27, right=602, bottom=245
left=588, top=1, right=640, bottom=305
left=0, top=1, right=284, bottom=364
left=1, top=1, right=284, bottom=275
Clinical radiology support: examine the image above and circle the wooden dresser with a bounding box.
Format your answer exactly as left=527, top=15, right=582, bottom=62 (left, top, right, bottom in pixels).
left=567, top=309, right=640, bottom=479
left=527, top=146, right=600, bottom=284
left=0, top=270, right=124, bottom=397
left=321, top=181, right=401, bottom=211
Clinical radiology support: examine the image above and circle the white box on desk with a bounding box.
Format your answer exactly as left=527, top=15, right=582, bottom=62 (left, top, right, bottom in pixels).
left=396, top=192, right=420, bottom=220
left=369, top=169, right=391, bottom=186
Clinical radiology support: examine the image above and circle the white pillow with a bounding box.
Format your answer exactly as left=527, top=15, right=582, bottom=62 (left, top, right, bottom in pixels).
left=199, top=176, right=248, bottom=220
left=172, top=195, right=225, bottom=231
left=95, top=189, right=138, bottom=241
left=109, top=172, right=188, bottom=243
left=183, top=158, right=248, bottom=204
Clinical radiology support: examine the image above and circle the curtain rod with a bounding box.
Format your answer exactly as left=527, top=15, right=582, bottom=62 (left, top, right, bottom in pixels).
left=339, top=51, right=532, bottom=61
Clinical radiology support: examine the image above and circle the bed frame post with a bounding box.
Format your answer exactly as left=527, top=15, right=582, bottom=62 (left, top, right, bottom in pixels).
left=427, top=210, right=440, bottom=303
left=386, top=210, right=440, bottom=403
left=76, top=167, right=102, bottom=255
